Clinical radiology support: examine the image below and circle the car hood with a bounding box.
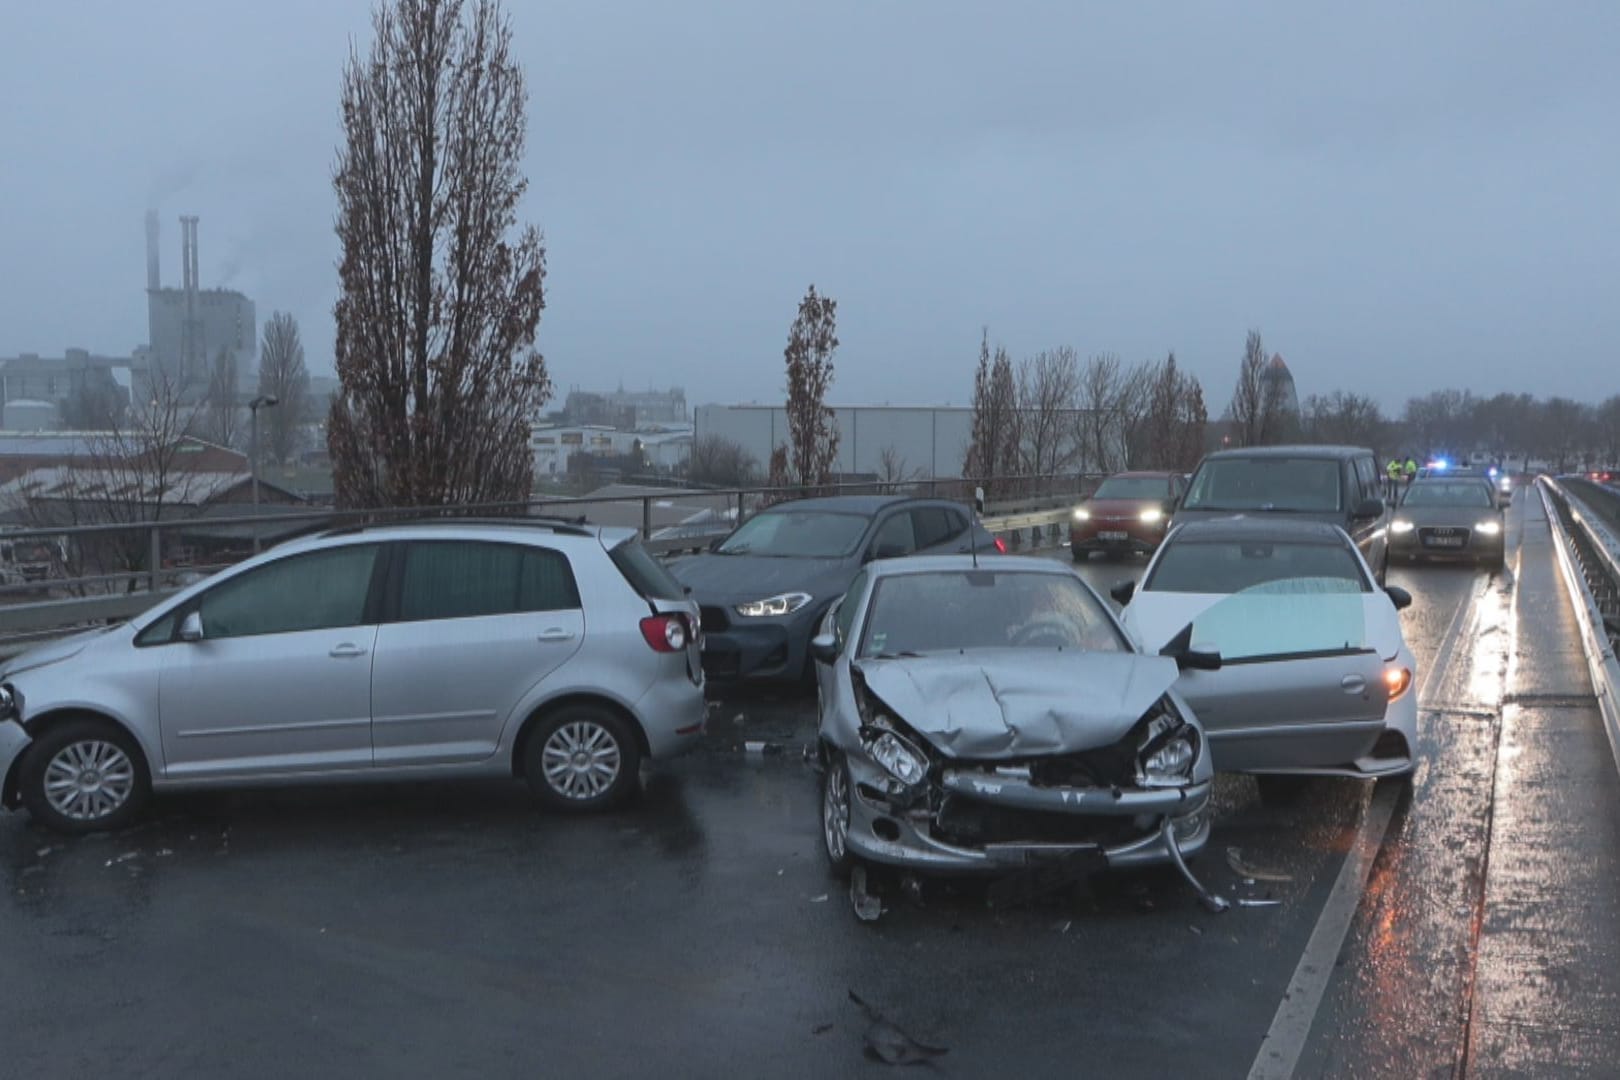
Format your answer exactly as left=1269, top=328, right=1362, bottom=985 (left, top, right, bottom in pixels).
left=1084, top=498, right=1162, bottom=516
left=668, top=553, right=849, bottom=602
left=853, top=650, right=1180, bottom=759
left=1395, top=506, right=1498, bottom=528
left=0, top=624, right=119, bottom=678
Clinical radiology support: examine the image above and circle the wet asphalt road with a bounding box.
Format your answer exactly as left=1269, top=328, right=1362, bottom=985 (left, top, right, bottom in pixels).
left=3, top=506, right=1618, bottom=1078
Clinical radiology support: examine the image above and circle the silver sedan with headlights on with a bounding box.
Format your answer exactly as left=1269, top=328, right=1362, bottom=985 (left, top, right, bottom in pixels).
left=808, top=555, right=1219, bottom=896
left=1391, top=477, right=1506, bottom=570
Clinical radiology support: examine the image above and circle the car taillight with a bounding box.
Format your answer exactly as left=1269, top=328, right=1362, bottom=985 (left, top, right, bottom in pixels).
left=993, top=537, right=1007, bottom=554
left=640, top=614, right=690, bottom=653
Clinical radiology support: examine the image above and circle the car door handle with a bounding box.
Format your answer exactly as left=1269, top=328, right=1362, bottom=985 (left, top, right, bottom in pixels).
left=329, top=643, right=369, bottom=659
left=1341, top=675, right=1366, bottom=694
left=538, top=628, right=575, bottom=643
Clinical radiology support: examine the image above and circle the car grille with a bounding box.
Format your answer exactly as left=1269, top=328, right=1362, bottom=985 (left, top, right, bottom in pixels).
left=1418, top=526, right=1471, bottom=548
left=699, top=606, right=730, bottom=633
left=933, top=795, right=1144, bottom=848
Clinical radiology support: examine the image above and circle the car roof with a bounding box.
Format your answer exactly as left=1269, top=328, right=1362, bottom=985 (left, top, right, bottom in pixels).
left=1200, top=444, right=1370, bottom=462
left=865, top=553, right=1072, bottom=576
left=1168, top=517, right=1349, bottom=545
left=284, top=519, right=637, bottom=554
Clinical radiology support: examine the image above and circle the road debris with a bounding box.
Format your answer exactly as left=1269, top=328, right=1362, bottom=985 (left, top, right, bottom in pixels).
left=809, top=893, right=829, bottom=903
left=850, top=866, right=883, bottom=922
left=1161, top=818, right=1228, bottom=913
left=104, top=852, right=138, bottom=867
left=1236, top=897, right=1282, bottom=908
left=1226, top=847, right=1294, bottom=883
left=848, top=991, right=949, bottom=1066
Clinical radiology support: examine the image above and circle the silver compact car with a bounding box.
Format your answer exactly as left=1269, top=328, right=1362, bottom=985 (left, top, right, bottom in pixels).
left=0, top=521, right=706, bottom=833
left=810, top=556, right=1214, bottom=878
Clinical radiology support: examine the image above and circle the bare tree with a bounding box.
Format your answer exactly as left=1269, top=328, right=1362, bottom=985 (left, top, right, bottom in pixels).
left=328, top=0, right=551, bottom=508
left=1303, top=391, right=1384, bottom=451
left=964, top=329, right=1019, bottom=492
left=770, top=285, right=840, bottom=491
left=1136, top=353, right=1207, bottom=471
left=1015, top=346, right=1082, bottom=480
left=687, top=434, right=757, bottom=487
left=876, top=444, right=923, bottom=487
left=258, top=311, right=312, bottom=466
left=203, top=347, right=240, bottom=448
left=1228, top=329, right=1279, bottom=447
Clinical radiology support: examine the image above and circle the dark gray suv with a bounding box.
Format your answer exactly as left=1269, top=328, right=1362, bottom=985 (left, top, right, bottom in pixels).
left=1171, top=445, right=1392, bottom=583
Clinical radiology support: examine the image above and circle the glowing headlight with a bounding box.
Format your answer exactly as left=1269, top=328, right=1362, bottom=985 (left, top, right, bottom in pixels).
left=867, top=731, right=929, bottom=786
left=1475, top=521, right=1501, bottom=535
left=1383, top=666, right=1413, bottom=701
left=733, top=592, right=812, bottom=618
left=1391, top=519, right=1415, bottom=534
left=1073, top=508, right=1091, bottom=522
left=1139, top=508, right=1164, bottom=524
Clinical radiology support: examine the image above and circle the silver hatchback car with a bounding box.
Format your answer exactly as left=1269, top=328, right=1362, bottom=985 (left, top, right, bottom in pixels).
left=0, top=520, right=706, bottom=832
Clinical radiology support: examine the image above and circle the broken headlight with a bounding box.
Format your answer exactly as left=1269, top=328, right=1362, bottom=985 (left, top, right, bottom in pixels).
left=868, top=731, right=929, bottom=787
left=1136, top=698, right=1198, bottom=788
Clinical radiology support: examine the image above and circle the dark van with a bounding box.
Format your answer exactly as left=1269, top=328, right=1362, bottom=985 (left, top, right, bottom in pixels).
left=1171, top=445, right=1392, bottom=583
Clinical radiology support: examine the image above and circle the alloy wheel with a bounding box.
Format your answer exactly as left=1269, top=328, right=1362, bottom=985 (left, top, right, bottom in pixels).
left=44, top=740, right=136, bottom=823
left=540, top=720, right=623, bottom=801
left=823, top=761, right=851, bottom=863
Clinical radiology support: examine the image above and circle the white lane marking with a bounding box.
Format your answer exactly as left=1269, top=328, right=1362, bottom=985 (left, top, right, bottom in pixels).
left=1246, top=571, right=1486, bottom=1080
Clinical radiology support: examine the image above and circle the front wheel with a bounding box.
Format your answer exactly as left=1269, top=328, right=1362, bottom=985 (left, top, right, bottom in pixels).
left=19, top=718, right=150, bottom=834
left=523, top=706, right=641, bottom=812
left=821, top=751, right=855, bottom=878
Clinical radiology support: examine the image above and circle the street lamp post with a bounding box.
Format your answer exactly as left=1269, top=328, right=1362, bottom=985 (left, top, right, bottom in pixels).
left=248, top=395, right=280, bottom=550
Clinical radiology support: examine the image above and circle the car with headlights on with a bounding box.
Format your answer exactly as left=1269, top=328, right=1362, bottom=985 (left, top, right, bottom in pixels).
left=0, top=520, right=706, bottom=833
left=1069, top=471, right=1185, bottom=560
left=670, top=495, right=998, bottom=684
left=808, top=556, right=1214, bottom=879
left=1115, top=518, right=1417, bottom=800
left=1391, top=477, right=1506, bottom=569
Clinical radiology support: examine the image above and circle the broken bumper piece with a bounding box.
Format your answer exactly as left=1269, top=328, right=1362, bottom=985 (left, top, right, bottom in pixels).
left=842, top=757, right=1212, bottom=874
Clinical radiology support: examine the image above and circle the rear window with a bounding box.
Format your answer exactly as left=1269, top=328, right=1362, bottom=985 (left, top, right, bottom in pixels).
left=1146, top=538, right=1370, bottom=594
left=611, top=540, right=687, bottom=601
left=1183, top=457, right=1343, bottom=513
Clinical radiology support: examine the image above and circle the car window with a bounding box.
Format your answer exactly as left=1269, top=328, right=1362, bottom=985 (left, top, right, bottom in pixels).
left=610, top=539, right=685, bottom=600
left=834, top=569, right=869, bottom=646
left=1401, top=482, right=1496, bottom=508
left=1182, top=457, right=1343, bottom=513
left=1145, top=538, right=1371, bottom=594
left=1190, top=583, right=1370, bottom=662
left=859, top=570, right=1126, bottom=657
left=717, top=510, right=868, bottom=557
left=1094, top=476, right=1172, bottom=500
left=910, top=507, right=958, bottom=549
left=199, top=544, right=380, bottom=640
left=1354, top=456, right=1379, bottom=499
left=398, top=541, right=579, bottom=622
left=870, top=512, right=917, bottom=558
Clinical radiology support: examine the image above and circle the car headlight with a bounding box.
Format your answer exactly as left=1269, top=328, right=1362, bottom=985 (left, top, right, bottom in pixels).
left=866, top=730, right=929, bottom=786
left=1139, top=508, right=1164, bottom=524
left=1073, top=508, right=1091, bottom=522
left=1136, top=698, right=1198, bottom=787
left=0, top=684, right=14, bottom=721
left=1384, top=666, right=1413, bottom=701
left=1391, top=519, right=1415, bottom=534
left=733, top=592, right=813, bottom=618
left=1475, top=520, right=1501, bottom=535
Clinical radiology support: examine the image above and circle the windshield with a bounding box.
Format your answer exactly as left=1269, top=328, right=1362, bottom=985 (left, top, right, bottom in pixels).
left=1401, top=481, right=1495, bottom=509
left=1182, top=457, right=1342, bottom=513
left=1147, top=538, right=1370, bottom=594
left=1093, top=476, right=1171, bottom=500
left=716, top=509, right=868, bottom=558
left=859, top=570, right=1126, bottom=657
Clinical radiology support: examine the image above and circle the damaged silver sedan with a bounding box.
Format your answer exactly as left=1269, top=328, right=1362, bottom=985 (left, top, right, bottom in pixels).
left=809, top=556, right=1216, bottom=880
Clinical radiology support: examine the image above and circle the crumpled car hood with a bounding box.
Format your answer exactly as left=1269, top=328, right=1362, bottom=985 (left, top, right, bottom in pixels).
left=855, top=650, right=1180, bottom=759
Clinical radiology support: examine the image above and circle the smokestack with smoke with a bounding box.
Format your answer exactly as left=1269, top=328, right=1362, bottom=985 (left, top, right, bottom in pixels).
left=145, top=209, right=160, bottom=291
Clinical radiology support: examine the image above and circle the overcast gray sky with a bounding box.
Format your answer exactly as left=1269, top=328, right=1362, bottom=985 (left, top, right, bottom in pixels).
left=2, top=1, right=1616, bottom=411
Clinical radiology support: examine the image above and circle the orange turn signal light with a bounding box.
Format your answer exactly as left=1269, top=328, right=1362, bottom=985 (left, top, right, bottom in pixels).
left=1383, top=666, right=1413, bottom=701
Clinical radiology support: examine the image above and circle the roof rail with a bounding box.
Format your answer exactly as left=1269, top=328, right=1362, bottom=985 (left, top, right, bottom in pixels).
left=319, top=514, right=593, bottom=540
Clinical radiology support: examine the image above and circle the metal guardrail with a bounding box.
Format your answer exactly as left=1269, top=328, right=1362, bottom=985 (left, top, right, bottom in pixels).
left=0, top=473, right=1096, bottom=657
left=1539, top=477, right=1620, bottom=779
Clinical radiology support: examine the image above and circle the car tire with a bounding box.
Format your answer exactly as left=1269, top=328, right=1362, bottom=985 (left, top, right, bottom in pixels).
left=19, top=717, right=150, bottom=834
left=523, top=705, right=642, bottom=812
left=821, top=750, right=855, bottom=879
left=1255, top=774, right=1311, bottom=807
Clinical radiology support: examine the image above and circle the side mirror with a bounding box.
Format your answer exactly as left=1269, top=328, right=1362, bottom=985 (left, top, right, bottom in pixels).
left=1158, top=622, right=1221, bottom=671
left=809, top=633, right=838, bottom=665
left=1110, top=580, right=1136, bottom=605
left=1354, top=497, right=1385, bottom=520
left=1385, top=585, right=1413, bottom=612
left=179, top=611, right=204, bottom=642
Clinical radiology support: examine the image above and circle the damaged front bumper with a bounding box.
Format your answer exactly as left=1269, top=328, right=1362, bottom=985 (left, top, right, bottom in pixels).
left=842, top=756, right=1212, bottom=874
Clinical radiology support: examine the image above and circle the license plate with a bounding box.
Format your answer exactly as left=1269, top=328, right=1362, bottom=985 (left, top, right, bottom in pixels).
left=1426, top=536, right=1464, bottom=547
left=1100, top=531, right=1128, bottom=541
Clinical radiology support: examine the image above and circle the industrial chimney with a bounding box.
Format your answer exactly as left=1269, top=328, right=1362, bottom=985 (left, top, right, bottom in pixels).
left=144, top=209, right=160, bottom=291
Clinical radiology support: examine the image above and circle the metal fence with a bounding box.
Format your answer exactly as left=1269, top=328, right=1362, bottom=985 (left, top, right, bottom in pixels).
left=1540, top=477, right=1620, bottom=778
left=0, top=472, right=1100, bottom=657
